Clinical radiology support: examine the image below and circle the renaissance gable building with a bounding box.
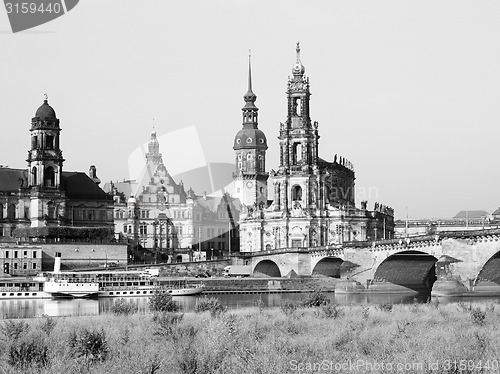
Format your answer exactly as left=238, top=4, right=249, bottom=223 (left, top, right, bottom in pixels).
left=233, top=44, right=394, bottom=253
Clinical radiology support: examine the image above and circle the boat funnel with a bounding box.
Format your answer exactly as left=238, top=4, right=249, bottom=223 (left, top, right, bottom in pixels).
left=54, top=252, right=62, bottom=273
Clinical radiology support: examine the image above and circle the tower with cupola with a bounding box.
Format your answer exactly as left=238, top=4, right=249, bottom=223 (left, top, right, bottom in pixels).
left=272, top=42, right=322, bottom=216
left=233, top=54, right=269, bottom=208
left=27, top=95, right=66, bottom=227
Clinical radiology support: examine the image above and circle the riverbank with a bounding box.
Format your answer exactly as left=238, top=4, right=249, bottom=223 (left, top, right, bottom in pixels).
left=1, top=301, right=499, bottom=373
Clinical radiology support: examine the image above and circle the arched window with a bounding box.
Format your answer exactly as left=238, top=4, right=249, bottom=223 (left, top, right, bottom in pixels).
left=292, top=143, right=302, bottom=164
left=0, top=203, right=3, bottom=219
left=47, top=202, right=55, bottom=219
left=44, top=166, right=55, bottom=187
left=7, top=204, right=16, bottom=220
left=32, top=167, right=37, bottom=185
left=294, top=97, right=301, bottom=116
left=292, top=185, right=302, bottom=201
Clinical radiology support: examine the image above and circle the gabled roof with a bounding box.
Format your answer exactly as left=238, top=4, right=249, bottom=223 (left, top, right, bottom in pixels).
left=453, top=210, right=489, bottom=219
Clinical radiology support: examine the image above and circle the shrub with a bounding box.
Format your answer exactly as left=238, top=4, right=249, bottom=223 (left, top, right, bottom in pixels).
left=1, top=320, right=29, bottom=341
left=68, top=327, right=109, bottom=362
left=40, top=315, right=57, bottom=336
left=471, top=308, right=486, bottom=326
left=194, top=297, right=226, bottom=317
left=377, top=303, right=393, bottom=312
left=153, top=312, right=185, bottom=337
left=301, top=290, right=330, bottom=307
left=110, top=298, right=138, bottom=316
left=149, top=287, right=179, bottom=313
left=8, top=335, right=48, bottom=369
left=254, top=297, right=265, bottom=312
left=280, top=299, right=299, bottom=315
left=361, top=307, right=370, bottom=319
left=322, top=304, right=343, bottom=319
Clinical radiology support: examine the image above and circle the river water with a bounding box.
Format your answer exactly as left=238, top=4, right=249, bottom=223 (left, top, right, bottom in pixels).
left=2, top=292, right=500, bottom=319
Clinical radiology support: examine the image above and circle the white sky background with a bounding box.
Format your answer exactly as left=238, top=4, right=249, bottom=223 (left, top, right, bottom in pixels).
left=1, top=0, right=499, bottom=220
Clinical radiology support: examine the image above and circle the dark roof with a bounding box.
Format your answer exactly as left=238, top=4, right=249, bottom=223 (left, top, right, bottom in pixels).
left=35, top=100, right=56, bottom=119
left=0, top=168, right=27, bottom=192
left=61, top=172, right=111, bottom=200
left=453, top=210, right=489, bottom=219
left=0, top=168, right=110, bottom=200
left=233, top=127, right=267, bottom=150
left=492, top=208, right=500, bottom=216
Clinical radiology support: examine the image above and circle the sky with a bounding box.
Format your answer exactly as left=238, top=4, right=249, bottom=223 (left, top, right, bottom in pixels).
left=1, top=0, right=499, bottom=220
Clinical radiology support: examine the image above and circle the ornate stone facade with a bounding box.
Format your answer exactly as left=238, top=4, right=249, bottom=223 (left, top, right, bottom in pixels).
left=106, top=131, right=240, bottom=261
left=234, top=44, right=395, bottom=253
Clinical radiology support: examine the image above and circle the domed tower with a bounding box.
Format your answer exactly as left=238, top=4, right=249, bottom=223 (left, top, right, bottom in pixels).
left=27, top=94, right=66, bottom=227
left=233, top=53, right=268, bottom=208
left=27, top=95, right=64, bottom=189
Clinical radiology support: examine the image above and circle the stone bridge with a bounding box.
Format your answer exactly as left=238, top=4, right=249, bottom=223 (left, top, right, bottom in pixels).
left=238, top=229, right=500, bottom=292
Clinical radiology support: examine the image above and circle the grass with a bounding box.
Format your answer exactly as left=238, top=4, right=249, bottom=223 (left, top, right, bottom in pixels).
left=0, top=301, right=499, bottom=373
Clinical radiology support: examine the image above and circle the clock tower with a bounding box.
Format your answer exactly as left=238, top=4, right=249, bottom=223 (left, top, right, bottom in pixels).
left=233, top=54, right=268, bottom=209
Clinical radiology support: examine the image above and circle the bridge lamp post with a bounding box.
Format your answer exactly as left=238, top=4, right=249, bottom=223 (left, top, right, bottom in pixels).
left=101, top=248, right=108, bottom=268
left=0, top=248, right=4, bottom=275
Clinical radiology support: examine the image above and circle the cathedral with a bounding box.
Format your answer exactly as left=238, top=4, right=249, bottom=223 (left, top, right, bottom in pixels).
left=0, top=97, right=114, bottom=240
left=233, top=44, right=395, bottom=253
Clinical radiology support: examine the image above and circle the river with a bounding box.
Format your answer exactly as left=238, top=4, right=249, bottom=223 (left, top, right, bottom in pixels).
left=2, top=292, right=500, bottom=319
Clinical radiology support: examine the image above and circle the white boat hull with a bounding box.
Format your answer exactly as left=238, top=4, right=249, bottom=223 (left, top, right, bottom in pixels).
left=44, top=281, right=99, bottom=298
left=98, top=285, right=204, bottom=298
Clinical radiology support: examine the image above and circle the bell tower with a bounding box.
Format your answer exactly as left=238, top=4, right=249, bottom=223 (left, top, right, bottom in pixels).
left=233, top=53, right=269, bottom=208
left=27, top=94, right=66, bottom=227
left=278, top=42, right=319, bottom=174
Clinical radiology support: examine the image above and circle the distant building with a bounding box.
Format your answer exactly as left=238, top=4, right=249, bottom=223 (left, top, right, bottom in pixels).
left=105, top=131, right=240, bottom=262
left=394, top=210, right=499, bottom=237
left=233, top=44, right=394, bottom=253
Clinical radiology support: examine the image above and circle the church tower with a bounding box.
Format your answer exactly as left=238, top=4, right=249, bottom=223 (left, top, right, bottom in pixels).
left=233, top=54, right=268, bottom=208
left=145, top=129, right=162, bottom=166
left=278, top=42, right=319, bottom=174
left=273, top=43, right=321, bottom=215
left=27, top=95, right=66, bottom=227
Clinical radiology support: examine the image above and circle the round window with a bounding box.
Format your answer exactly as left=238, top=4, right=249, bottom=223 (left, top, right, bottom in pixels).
left=259, top=138, right=264, bottom=144
left=246, top=138, right=253, bottom=143
left=236, top=138, right=241, bottom=144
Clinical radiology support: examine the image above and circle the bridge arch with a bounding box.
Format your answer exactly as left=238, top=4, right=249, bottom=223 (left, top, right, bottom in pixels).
left=374, top=250, right=438, bottom=291
left=253, top=259, right=281, bottom=277
left=312, top=257, right=344, bottom=278
left=476, top=250, right=500, bottom=285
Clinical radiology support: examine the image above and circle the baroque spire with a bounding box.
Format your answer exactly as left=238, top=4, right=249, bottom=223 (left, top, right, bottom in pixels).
left=243, top=50, right=257, bottom=108
left=292, top=41, right=305, bottom=77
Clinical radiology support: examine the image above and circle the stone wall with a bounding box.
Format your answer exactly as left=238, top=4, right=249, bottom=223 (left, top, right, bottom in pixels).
left=201, top=276, right=340, bottom=293
left=157, top=259, right=232, bottom=277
